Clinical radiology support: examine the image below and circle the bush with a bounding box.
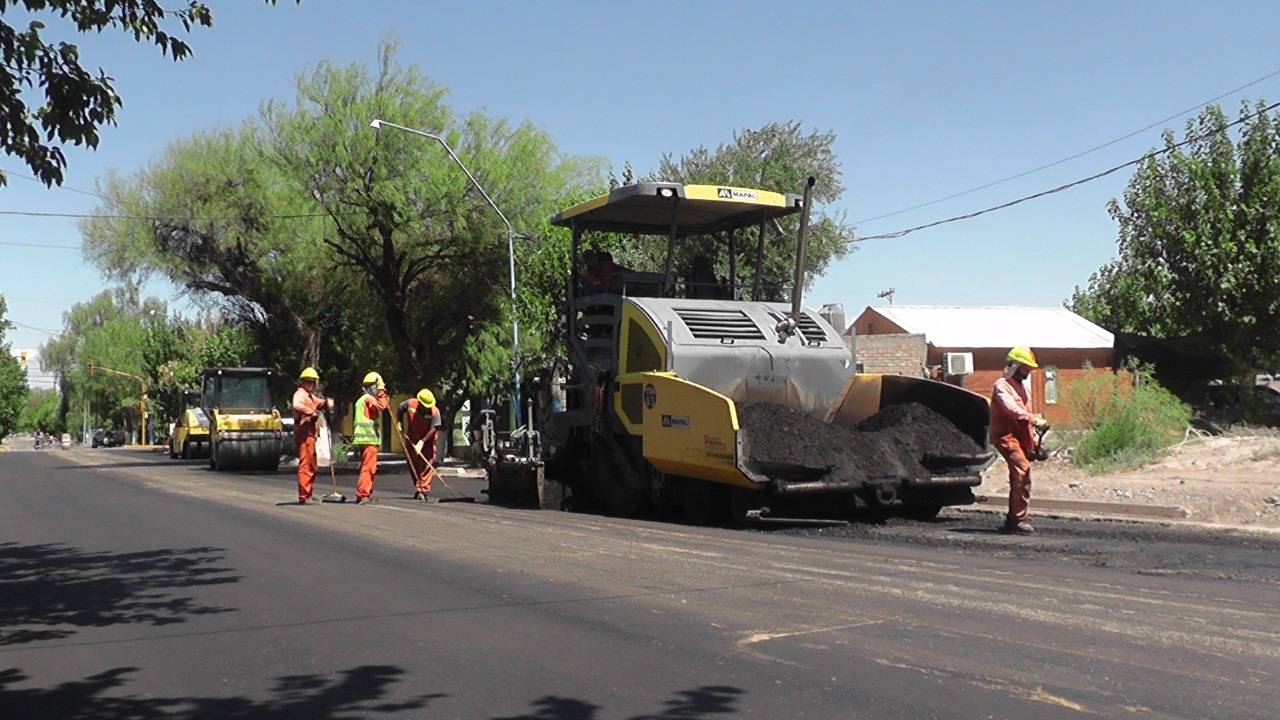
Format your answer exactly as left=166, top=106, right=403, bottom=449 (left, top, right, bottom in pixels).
left=1070, top=368, right=1191, bottom=472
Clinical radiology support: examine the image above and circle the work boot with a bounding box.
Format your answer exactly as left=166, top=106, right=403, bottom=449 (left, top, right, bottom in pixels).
left=1001, top=518, right=1035, bottom=535
left=412, top=491, right=426, bottom=501
left=297, top=496, right=317, bottom=505
left=355, top=496, right=372, bottom=506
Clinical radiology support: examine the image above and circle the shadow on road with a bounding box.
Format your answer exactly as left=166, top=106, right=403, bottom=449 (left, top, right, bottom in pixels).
left=493, top=685, right=745, bottom=719
left=0, top=664, right=443, bottom=719
left=0, top=542, right=239, bottom=646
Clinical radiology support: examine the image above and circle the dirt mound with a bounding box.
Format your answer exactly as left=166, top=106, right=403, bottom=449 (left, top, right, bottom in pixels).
left=739, top=401, right=983, bottom=484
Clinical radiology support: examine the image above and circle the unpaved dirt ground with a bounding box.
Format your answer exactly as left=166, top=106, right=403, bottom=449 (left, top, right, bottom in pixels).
left=979, top=433, right=1280, bottom=528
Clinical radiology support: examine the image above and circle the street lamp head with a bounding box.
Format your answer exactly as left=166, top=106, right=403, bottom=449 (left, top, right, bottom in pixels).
left=369, top=119, right=383, bottom=129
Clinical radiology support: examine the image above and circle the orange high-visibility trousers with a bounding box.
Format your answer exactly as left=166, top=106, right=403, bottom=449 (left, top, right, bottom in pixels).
left=995, top=434, right=1032, bottom=522
left=296, top=435, right=316, bottom=502
left=356, top=444, right=379, bottom=499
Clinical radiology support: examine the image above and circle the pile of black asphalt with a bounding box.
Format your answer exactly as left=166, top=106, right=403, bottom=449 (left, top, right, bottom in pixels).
left=737, top=401, right=982, bottom=481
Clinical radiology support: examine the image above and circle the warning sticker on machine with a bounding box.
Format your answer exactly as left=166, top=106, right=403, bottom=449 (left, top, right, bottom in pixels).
left=661, top=414, right=690, bottom=429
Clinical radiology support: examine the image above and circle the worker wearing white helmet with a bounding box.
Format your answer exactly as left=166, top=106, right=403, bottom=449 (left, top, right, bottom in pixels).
left=292, top=367, right=333, bottom=505
left=352, top=371, right=390, bottom=505
left=991, top=347, right=1050, bottom=534
left=397, top=388, right=442, bottom=501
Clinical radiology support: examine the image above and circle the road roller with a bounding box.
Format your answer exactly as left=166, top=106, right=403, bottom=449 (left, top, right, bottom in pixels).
left=199, top=367, right=284, bottom=472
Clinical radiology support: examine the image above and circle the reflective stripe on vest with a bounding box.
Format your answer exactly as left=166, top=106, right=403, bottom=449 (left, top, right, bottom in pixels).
left=352, top=395, right=381, bottom=446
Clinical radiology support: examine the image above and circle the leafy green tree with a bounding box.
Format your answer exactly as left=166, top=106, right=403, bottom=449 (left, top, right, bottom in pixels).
left=18, top=387, right=61, bottom=433
left=0, top=295, right=30, bottom=441
left=1069, top=102, right=1280, bottom=373
left=0, top=0, right=292, bottom=187
left=40, top=287, right=157, bottom=434
left=648, top=120, right=858, bottom=299
left=262, top=41, right=601, bottom=407
left=82, top=124, right=341, bottom=370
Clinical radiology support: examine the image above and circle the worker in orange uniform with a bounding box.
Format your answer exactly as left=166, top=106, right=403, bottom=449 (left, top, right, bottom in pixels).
left=352, top=371, right=390, bottom=505
left=991, top=347, right=1050, bottom=534
left=397, top=388, right=442, bottom=501
left=292, top=367, right=333, bottom=505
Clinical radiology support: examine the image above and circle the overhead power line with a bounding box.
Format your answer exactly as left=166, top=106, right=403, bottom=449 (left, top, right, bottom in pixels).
left=0, top=209, right=335, bottom=221
left=855, top=67, right=1280, bottom=225
left=0, top=240, right=82, bottom=250
left=8, top=321, right=60, bottom=335
left=1, top=166, right=111, bottom=200
left=858, top=99, right=1280, bottom=242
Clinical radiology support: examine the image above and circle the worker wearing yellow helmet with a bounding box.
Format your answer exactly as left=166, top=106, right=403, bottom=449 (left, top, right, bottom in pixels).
left=352, top=371, right=390, bottom=505
left=990, top=347, right=1050, bottom=534
left=292, top=367, right=334, bottom=504
left=397, top=388, right=442, bottom=501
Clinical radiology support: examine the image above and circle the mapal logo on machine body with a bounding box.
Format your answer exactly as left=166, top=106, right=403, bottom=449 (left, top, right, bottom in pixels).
left=717, top=187, right=758, bottom=201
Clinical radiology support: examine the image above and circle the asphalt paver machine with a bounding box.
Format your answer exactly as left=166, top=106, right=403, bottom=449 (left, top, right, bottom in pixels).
left=543, top=181, right=993, bottom=523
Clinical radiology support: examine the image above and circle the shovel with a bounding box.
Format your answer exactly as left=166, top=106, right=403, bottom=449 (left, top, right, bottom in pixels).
left=392, top=417, right=476, bottom=504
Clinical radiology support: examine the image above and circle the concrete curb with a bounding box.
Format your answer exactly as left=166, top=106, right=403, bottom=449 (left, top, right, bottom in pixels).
left=960, top=498, right=1280, bottom=536
left=975, top=494, right=1188, bottom=519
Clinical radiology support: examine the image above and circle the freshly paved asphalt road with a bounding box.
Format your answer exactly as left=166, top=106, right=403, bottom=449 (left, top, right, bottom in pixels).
left=2, top=448, right=1278, bottom=719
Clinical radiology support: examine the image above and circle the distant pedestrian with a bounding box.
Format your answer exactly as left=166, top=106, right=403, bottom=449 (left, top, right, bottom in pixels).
left=353, top=371, right=390, bottom=505
left=991, top=347, right=1049, bottom=534
left=398, top=389, right=442, bottom=501
left=292, top=367, right=333, bottom=504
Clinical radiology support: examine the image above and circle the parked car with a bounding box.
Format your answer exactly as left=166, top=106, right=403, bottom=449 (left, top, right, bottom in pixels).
left=91, top=428, right=129, bottom=448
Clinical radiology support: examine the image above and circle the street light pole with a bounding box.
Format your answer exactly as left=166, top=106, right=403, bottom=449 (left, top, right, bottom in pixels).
left=369, top=119, right=522, bottom=429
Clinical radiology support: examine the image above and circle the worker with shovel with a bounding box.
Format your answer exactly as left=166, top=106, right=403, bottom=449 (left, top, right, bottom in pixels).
left=397, top=388, right=442, bottom=501
left=991, top=347, right=1050, bottom=534
left=292, top=367, right=334, bottom=505
left=353, top=371, right=390, bottom=505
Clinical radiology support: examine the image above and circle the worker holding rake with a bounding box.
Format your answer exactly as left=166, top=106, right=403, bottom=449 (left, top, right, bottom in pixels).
left=292, top=367, right=333, bottom=505
left=991, top=347, right=1050, bottom=534
left=397, top=388, right=442, bottom=501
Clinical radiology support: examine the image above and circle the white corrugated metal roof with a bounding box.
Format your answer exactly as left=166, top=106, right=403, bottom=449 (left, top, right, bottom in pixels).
left=862, top=306, right=1114, bottom=349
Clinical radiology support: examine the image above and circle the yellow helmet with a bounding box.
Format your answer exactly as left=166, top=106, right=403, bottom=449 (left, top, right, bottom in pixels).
left=416, top=389, right=436, bottom=408
left=1007, top=346, right=1039, bottom=369
left=362, top=371, right=383, bottom=385
left=299, top=367, right=320, bottom=381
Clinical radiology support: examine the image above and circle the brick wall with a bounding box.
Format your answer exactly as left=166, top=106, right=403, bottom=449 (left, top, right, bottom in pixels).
left=928, top=347, right=1117, bottom=426
left=856, top=333, right=927, bottom=376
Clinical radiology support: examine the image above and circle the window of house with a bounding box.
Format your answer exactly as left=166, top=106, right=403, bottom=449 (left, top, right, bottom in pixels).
left=1044, top=366, right=1059, bottom=405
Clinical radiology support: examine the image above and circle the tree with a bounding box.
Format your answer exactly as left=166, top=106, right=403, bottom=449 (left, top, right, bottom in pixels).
left=0, top=0, right=290, bottom=187
left=41, top=287, right=161, bottom=434
left=1069, top=102, right=1280, bottom=373
left=262, top=41, right=600, bottom=405
left=0, top=294, right=30, bottom=441
left=648, top=121, right=858, bottom=299
left=18, top=387, right=61, bottom=433
left=82, top=124, right=342, bottom=372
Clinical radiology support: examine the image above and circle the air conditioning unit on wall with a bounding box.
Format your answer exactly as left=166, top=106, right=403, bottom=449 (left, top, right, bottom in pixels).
left=944, top=352, right=973, bottom=376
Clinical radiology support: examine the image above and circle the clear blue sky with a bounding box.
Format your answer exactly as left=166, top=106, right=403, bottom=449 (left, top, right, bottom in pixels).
left=4, top=0, right=1280, bottom=358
